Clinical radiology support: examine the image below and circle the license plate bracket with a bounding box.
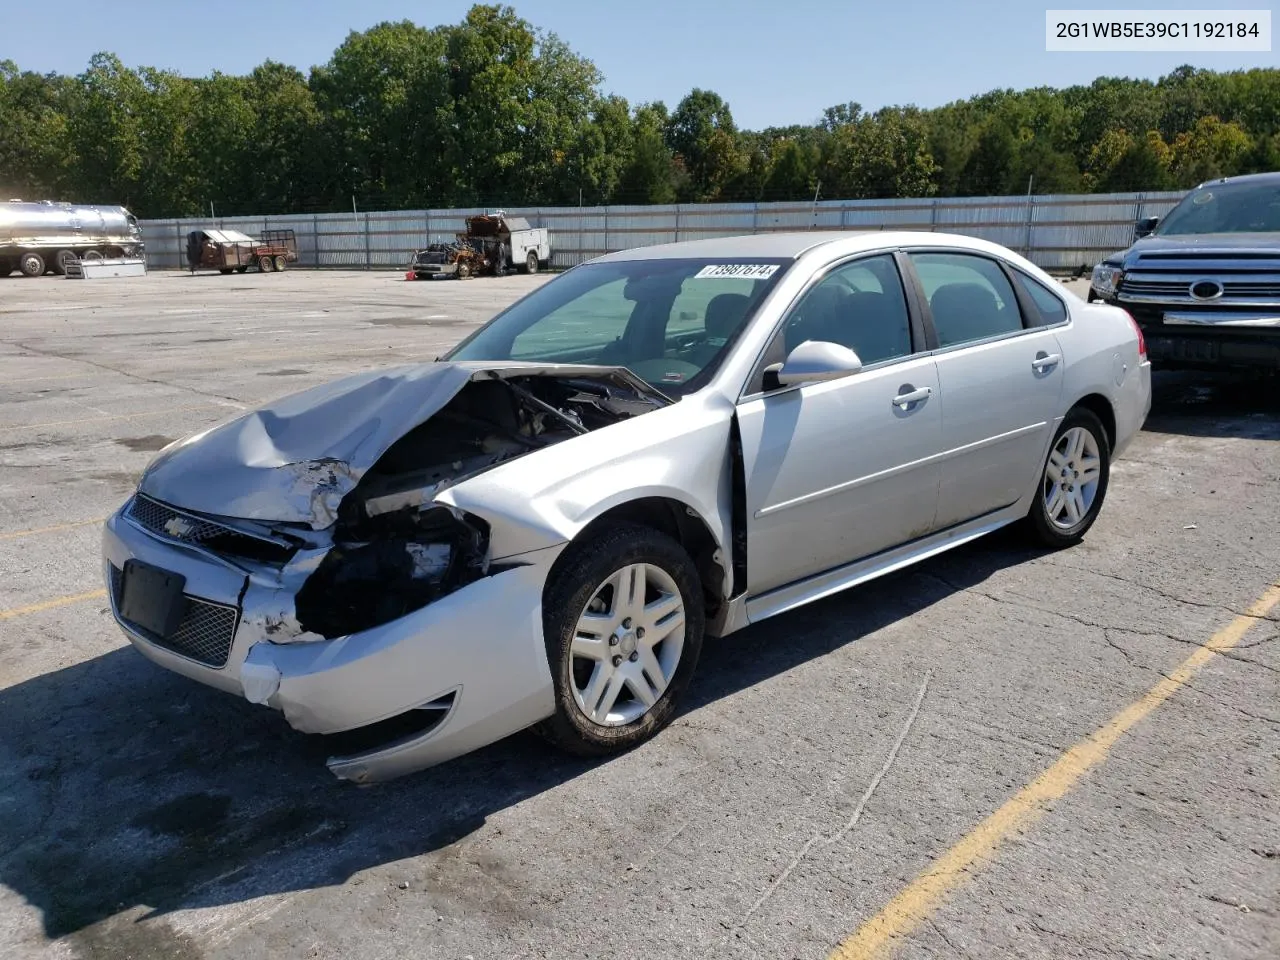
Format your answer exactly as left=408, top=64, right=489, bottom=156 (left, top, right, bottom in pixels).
left=119, top=560, right=187, bottom=637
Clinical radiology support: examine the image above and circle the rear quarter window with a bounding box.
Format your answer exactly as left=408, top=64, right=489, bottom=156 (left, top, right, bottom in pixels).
left=1017, top=271, right=1069, bottom=325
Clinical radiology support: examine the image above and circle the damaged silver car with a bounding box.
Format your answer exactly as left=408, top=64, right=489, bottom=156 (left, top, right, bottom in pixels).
left=103, top=232, right=1151, bottom=782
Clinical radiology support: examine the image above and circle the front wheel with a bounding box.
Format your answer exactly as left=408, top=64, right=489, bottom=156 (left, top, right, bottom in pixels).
left=1025, top=407, right=1111, bottom=548
left=534, top=524, right=704, bottom=757
left=258, top=255, right=275, bottom=272
left=524, top=250, right=539, bottom=274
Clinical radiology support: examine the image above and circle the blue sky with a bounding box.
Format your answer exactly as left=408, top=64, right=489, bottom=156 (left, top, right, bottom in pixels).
left=2, top=1, right=1274, bottom=128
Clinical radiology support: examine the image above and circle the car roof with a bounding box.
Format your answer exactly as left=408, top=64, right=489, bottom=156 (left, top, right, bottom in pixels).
left=1196, top=170, right=1280, bottom=188
left=588, top=229, right=1035, bottom=264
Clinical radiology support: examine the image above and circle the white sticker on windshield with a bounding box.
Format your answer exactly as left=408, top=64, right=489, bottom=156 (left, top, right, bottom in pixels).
left=694, top=263, right=779, bottom=280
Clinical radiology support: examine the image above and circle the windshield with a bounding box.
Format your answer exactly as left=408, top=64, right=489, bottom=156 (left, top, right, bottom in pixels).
left=1155, top=180, right=1280, bottom=236
left=443, top=257, right=791, bottom=394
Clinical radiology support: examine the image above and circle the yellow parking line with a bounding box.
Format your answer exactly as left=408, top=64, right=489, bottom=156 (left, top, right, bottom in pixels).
left=828, top=581, right=1280, bottom=960
left=0, top=518, right=105, bottom=541
left=0, top=589, right=108, bottom=621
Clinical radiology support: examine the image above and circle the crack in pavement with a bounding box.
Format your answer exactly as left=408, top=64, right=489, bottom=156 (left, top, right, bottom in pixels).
left=714, top=671, right=933, bottom=956
left=1031, top=561, right=1280, bottom=623
left=13, top=340, right=248, bottom=409
left=922, top=572, right=1280, bottom=675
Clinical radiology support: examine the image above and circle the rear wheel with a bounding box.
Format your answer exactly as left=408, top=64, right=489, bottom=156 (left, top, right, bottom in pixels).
left=82, top=249, right=104, bottom=261
left=219, top=268, right=233, bottom=275
left=533, top=524, right=704, bottom=757
left=235, top=266, right=248, bottom=274
left=258, top=255, right=275, bottom=272
left=1024, top=407, right=1111, bottom=548
left=525, top=250, right=539, bottom=274
left=53, top=249, right=77, bottom=275
left=19, top=252, right=45, bottom=277
left=0, top=257, right=13, bottom=277
left=273, top=255, right=287, bottom=272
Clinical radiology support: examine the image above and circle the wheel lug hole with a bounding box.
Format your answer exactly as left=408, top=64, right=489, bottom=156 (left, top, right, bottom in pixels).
left=609, top=636, right=619, bottom=646
left=635, top=627, right=645, bottom=639
left=629, top=652, right=638, bottom=662
left=622, top=618, right=632, bottom=629
left=612, top=655, right=622, bottom=667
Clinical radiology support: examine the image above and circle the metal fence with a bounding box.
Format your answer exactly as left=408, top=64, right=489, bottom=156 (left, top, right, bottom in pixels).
left=138, top=190, right=1187, bottom=274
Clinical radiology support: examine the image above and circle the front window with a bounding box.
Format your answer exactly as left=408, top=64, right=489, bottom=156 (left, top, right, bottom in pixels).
left=1155, top=179, right=1280, bottom=236
left=444, top=258, right=791, bottom=393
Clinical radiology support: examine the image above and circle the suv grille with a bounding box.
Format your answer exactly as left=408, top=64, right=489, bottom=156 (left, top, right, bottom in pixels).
left=109, top=564, right=239, bottom=668
left=127, top=494, right=294, bottom=564
left=1121, top=277, right=1280, bottom=298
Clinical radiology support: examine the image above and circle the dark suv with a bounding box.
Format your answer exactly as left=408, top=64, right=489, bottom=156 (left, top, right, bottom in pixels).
left=1089, top=171, right=1280, bottom=371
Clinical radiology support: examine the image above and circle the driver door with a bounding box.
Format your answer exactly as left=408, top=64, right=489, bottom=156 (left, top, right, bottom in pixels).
left=735, top=253, right=943, bottom=596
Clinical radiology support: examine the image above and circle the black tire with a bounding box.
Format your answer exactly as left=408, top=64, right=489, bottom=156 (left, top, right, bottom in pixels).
left=1024, top=407, right=1111, bottom=549
left=524, top=250, right=539, bottom=274
left=533, top=523, right=705, bottom=757
left=19, top=252, right=45, bottom=277
left=258, top=255, right=274, bottom=272
left=53, top=249, right=76, bottom=275
left=0, top=257, right=13, bottom=277
left=456, top=260, right=472, bottom=279
left=219, top=268, right=233, bottom=275
left=82, top=249, right=104, bottom=261
left=273, top=255, right=287, bottom=272
left=236, top=266, right=248, bottom=274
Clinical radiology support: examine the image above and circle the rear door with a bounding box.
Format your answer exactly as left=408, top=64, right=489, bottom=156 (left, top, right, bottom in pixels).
left=902, top=250, right=1066, bottom=529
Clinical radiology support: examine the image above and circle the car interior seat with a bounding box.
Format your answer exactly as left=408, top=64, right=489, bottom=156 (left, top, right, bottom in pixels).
left=689, top=292, right=751, bottom=366
left=928, top=282, right=1009, bottom=346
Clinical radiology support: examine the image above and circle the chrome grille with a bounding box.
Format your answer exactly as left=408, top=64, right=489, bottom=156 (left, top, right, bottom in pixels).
left=109, top=563, right=239, bottom=668
left=127, top=494, right=293, bottom=563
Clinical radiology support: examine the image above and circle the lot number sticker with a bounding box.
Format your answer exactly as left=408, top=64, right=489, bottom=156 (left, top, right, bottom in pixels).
left=694, top=263, right=779, bottom=280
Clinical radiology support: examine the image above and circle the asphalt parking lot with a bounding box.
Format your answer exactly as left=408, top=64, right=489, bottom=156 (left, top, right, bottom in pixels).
left=1, top=268, right=1277, bottom=960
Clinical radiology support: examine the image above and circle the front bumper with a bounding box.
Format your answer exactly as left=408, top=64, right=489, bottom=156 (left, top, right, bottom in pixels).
left=1113, top=299, right=1280, bottom=370
left=103, top=502, right=561, bottom=783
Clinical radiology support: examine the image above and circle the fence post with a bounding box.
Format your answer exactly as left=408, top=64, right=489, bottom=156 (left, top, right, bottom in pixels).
left=312, top=214, right=319, bottom=269
left=930, top=198, right=939, bottom=233
left=175, top=221, right=183, bottom=272
left=364, top=212, right=372, bottom=270
left=604, top=205, right=610, bottom=254
left=675, top=205, right=681, bottom=244
left=1024, top=195, right=1035, bottom=261
left=752, top=201, right=759, bottom=235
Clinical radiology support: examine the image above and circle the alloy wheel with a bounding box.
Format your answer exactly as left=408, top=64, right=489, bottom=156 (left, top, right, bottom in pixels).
left=570, top=562, right=686, bottom=726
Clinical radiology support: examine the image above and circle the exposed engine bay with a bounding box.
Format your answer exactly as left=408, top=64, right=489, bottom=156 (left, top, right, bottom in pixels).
left=292, top=371, right=667, bottom=639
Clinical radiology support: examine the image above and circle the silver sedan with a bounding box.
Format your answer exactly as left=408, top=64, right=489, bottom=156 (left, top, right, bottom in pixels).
left=102, top=231, right=1152, bottom=782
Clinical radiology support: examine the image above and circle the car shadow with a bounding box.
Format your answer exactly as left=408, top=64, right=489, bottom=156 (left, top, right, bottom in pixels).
left=1143, top=370, right=1280, bottom=441
left=0, top=532, right=1042, bottom=943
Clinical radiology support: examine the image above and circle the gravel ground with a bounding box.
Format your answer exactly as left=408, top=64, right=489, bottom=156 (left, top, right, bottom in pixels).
left=1, top=269, right=1276, bottom=960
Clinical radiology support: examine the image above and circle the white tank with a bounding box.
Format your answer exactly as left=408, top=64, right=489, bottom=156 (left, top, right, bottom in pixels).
left=0, top=199, right=145, bottom=276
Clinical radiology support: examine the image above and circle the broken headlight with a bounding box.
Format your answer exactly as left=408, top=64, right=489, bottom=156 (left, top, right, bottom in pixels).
left=294, top=507, right=489, bottom=639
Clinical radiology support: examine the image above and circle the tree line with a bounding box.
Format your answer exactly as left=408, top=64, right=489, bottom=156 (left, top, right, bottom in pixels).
left=2, top=4, right=1277, bottom=219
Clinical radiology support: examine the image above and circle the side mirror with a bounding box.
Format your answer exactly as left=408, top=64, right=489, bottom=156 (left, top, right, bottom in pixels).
left=763, top=340, right=863, bottom=390
left=1134, top=216, right=1159, bottom=240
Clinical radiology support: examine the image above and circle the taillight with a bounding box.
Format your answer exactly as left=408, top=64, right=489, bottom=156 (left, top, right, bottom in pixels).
left=1122, top=309, right=1146, bottom=361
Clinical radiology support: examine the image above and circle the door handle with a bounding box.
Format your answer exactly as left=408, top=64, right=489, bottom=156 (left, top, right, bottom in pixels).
left=892, top=386, right=932, bottom=409
left=1032, top=352, right=1062, bottom=372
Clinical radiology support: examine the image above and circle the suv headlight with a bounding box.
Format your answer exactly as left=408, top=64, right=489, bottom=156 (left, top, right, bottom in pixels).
left=1091, top=263, right=1124, bottom=297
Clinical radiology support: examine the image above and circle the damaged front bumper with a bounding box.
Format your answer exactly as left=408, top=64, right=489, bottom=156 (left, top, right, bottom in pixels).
left=103, top=502, right=562, bottom=783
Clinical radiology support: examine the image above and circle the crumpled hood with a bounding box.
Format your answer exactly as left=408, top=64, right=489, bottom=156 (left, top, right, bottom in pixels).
left=138, top=360, right=662, bottom=528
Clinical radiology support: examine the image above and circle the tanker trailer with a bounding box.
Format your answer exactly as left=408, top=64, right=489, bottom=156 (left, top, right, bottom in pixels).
left=0, top=199, right=145, bottom=277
